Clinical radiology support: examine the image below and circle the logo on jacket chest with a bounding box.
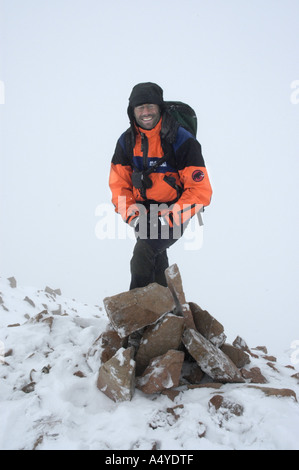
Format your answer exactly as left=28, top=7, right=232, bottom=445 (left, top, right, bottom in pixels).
left=133, top=156, right=176, bottom=173
left=149, top=160, right=167, bottom=167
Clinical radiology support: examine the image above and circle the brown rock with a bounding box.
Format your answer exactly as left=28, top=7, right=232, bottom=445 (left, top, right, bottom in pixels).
left=187, top=382, right=223, bottom=390
left=198, top=422, right=207, bottom=438
left=262, top=355, right=277, bottom=362
left=104, top=283, right=175, bottom=338
left=241, top=366, right=268, bottom=384
left=24, top=296, right=35, bottom=307
left=127, top=329, right=144, bottom=350
left=291, top=372, right=299, bottom=382
left=209, top=395, right=244, bottom=418
left=233, top=336, right=258, bottom=358
left=4, top=348, right=13, bottom=358
left=233, top=335, right=249, bottom=351
left=165, top=264, right=186, bottom=307
left=181, top=303, right=196, bottom=329
left=7, top=276, right=17, bottom=288
left=189, top=302, right=226, bottom=347
left=248, top=386, right=297, bottom=401
left=136, top=350, right=184, bottom=394
left=45, top=286, right=61, bottom=296
left=21, top=382, right=36, bottom=393
left=29, top=310, right=54, bottom=330
left=252, top=346, right=268, bottom=354
left=161, top=389, right=181, bottom=401
left=166, top=404, right=184, bottom=421
left=97, top=347, right=136, bottom=402
left=182, top=362, right=205, bottom=384
left=182, top=328, right=244, bottom=383
left=266, top=362, right=279, bottom=372
left=73, top=370, right=86, bottom=378
left=164, top=265, right=197, bottom=329
left=221, top=343, right=250, bottom=368
left=98, top=326, right=125, bottom=363
left=135, top=313, right=185, bottom=376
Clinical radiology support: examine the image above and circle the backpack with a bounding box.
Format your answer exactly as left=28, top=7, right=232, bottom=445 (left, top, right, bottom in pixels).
left=163, top=101, right=197, bottom=137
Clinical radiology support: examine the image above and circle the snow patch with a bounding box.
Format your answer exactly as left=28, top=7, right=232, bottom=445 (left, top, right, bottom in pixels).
left=1, top=276, right=299, bottom=450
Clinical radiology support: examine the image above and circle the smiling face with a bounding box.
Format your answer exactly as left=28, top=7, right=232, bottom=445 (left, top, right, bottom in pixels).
left=133, top=103, right=161, bottom=130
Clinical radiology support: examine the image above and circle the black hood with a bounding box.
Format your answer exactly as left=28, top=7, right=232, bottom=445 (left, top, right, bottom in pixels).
left=127, top=82, right=164, bottom=125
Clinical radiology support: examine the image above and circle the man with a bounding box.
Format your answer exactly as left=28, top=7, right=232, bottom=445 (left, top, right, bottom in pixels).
left=109, top=82, right=212, bottom=289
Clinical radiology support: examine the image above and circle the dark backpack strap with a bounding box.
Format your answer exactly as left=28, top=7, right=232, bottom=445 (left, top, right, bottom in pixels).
left=124, top=128, right=136, bottom=166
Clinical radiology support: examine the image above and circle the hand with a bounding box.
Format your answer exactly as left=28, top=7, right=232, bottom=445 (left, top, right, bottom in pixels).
left=128, top=215, right=140, bottom=232
left=161, top=211, right=174, bottom=228
left=159, top=208, right=175, bottom=228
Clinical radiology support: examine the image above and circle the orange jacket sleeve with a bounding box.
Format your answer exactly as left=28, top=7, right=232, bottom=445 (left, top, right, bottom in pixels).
left=109, top=137, right=139, bottom=224
left=170, top=132, right=212, bottom=225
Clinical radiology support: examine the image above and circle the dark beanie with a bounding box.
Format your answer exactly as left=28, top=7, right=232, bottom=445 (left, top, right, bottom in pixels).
left=128, top=82, right=164, bottom=108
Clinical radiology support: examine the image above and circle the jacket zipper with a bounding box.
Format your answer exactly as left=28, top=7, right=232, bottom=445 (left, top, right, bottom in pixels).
left=140, top=132, right=148, bottom=170
left=140, top=132, right=149, bottom=200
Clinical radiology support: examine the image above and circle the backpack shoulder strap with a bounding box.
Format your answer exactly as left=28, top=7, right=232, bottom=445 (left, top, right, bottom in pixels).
left=124, top=128, right=133, bottom=158
left=161, top=110, right=180, bottom=144
left=124, top=128, right=141, bottom=171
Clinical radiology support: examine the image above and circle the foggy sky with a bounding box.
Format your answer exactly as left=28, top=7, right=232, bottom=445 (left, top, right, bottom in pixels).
left=1, top=0, right=299, bottom=355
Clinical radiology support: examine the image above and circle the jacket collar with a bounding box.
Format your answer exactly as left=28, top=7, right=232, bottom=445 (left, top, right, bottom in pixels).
left=135, top=117, right=162, bottom=138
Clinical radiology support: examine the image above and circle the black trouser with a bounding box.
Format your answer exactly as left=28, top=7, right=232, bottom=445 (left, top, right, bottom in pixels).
left=129, top=215, right=187, bottom=290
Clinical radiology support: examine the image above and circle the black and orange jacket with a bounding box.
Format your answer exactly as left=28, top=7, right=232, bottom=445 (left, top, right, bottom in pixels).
left=109, top=114, right=212, bottom=226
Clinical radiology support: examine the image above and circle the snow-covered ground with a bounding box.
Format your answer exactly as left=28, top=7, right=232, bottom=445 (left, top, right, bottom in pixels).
left=1, top=275, right=299, bottom=451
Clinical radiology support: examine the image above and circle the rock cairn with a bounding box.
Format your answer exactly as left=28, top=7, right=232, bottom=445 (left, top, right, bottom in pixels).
left=95, top=264, right=293, bottom=403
